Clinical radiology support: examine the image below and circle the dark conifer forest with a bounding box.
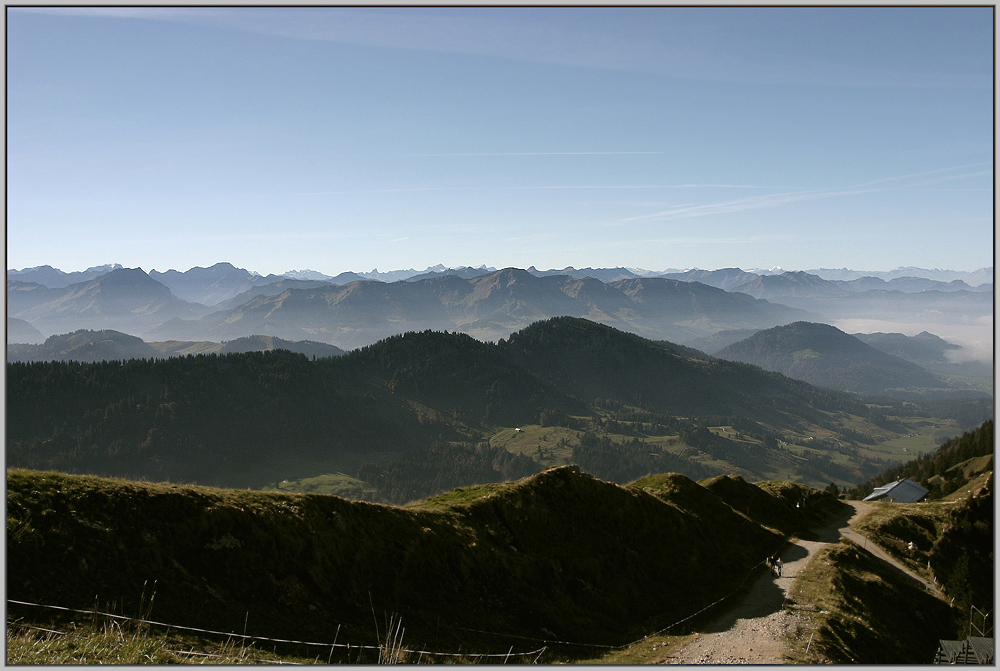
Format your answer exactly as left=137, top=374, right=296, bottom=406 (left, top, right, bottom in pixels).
left=7, top=318, right=993, bottom=504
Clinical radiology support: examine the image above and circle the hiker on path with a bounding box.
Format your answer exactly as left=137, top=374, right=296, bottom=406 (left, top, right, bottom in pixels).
left=775, top=558, right=783, bottom=577
left=766, top=556, right=775, bottom=574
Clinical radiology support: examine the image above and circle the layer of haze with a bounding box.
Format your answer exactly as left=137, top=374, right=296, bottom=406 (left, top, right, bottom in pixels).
left=831, top=318, right=994, bottom=365
left=6, top=7, right=995, bottom=276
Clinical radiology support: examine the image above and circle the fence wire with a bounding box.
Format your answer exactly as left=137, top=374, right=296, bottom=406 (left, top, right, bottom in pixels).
left=9, top=543, right=784, bottom=660
left=6, top=599, right=547, bottom=661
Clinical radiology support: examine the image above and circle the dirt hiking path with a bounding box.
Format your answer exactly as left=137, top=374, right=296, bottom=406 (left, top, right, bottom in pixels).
left=663, top=501, right=872, bottom=665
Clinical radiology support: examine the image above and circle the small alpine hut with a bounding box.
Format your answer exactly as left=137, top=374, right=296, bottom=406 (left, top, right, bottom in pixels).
left=934, top=637, right=995, bottom=664
left=863, top=478, right=929, bottom=503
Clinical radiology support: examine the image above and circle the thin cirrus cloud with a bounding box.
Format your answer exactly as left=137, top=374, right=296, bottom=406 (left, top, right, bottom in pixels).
left=407, top=151, right=667, bottom=157
left=283, top=183, right=774, bottom=197
left=17, top=6, right=990, bottom=88
left=615, top=163, right=992, bottom=225
left=16, top=6, right=664, bottom=72
left=852, top=162, right=993, bottom=189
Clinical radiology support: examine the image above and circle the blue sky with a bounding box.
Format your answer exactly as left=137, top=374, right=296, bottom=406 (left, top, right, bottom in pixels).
left=6, top=6, right=995, bottom=276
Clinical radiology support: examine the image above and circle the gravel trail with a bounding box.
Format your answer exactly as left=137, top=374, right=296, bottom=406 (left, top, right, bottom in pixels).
left=663, top=502, right=871, bottom=665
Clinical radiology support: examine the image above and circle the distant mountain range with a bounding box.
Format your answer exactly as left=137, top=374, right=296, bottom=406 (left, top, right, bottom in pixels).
left=8, top=267, right=215, bottom=336
left=7, top=263, right=992, bottom=363
left=9, top=262, right=991, bottom=303
left=7, top=263, right=125, bottom=288
left=8, top=266, right=807, bottom=349
left=722, top=271, right=992, bottom=323
left=148, top=264, right=284, bottom=305
left=149, top=269, right=818, bottom=348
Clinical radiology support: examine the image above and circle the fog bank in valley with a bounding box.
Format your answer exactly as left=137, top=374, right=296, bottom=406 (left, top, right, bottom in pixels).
left=831, top=317, right=993, bottom=364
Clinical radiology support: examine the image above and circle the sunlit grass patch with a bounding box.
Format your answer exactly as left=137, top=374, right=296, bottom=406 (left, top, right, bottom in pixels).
left=5, top=618, right=309, bottom=665
left=266, top=472, right=377, bottom=498
left=488, top=424, right=578, bottom=466
left=866, top=417, right=964, bottom=458
left=572, top=631, right=696, bottom=665
left=413, top=481, right=513, bottom=508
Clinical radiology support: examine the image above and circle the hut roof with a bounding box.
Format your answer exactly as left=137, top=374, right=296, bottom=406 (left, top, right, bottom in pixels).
left=934, top=637, right=994, bottom=664
left=863, top=478, right=929, bottom=503
left=936, top=639, right=967, bottom=663
left=966, top=637, right=994, bottom=664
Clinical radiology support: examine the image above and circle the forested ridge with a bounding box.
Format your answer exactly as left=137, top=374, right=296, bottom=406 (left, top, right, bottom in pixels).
left=7, top=351, right=432, bottom=485
left=7, top=318, right=992, bottom=502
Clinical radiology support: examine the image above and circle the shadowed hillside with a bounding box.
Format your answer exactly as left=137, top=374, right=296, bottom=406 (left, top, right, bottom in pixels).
left=6, top=350, right=438, bottom=488
left=6, top=329, right=160, bottom=362
left=698, top=474, right=829, bottom=533
left=787, top=539, right=955, bottom=664
left=8, top=466, right=824, bottom=661
left=340, top=329, right=584, bottom=428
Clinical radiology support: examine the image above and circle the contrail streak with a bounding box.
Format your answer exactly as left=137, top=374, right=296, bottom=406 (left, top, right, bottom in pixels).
left=283, top=183, right=772, bottom=196
left=615, top=163, right=992, bottom=224
left=408, top=151, right=667, bottom=157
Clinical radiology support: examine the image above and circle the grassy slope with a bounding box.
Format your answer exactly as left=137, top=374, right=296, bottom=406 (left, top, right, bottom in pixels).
left=850, top=501, right=956, bottom=580
left=8, top=466, right=819, bottom=662
left=940, top=462, right=993, bottom=501
left=786, top=489, right=994, bottom=664
left=784, top=539, right=954, bottom=664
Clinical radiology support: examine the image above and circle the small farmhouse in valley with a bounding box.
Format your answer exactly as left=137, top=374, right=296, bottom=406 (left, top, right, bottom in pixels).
left=863, top=478, right=929, bottom=503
